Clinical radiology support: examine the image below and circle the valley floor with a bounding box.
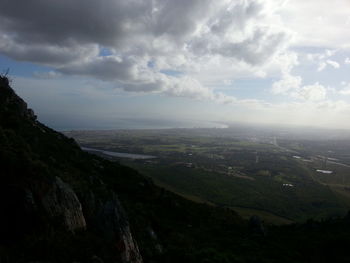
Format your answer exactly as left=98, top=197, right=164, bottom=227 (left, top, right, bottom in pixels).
left=66, top=128, right=350, bottom=223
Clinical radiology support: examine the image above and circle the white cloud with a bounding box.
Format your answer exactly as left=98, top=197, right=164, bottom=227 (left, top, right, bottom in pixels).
left=317, top=60, right=340, bottom=72
left=345, top=58, right=350, bottom=64
left=317, top=62, right=327, bottom=72
left=270, top=50, right=330, bottom=102
left=339, top=89, right=350, bottom=95
left=282, top=0, right=350, bottom=48
left=292, top=82, right=327, bottom=101
left=307, top=49, right=337, bottom=62
left=338, top=82, right=350, bottom=95
left=271, top=53, right=328, bottom=102
left=272, top=73, right=327, bottom=102
left=326, top=60, right=340, bottom=69
left=306, top=49, right=340, bottom=72
left=272, top=73, right=302, bottom=95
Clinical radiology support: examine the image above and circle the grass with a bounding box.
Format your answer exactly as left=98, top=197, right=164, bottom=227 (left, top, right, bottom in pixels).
left=152, top=177, right=293, bottom=225
left=129, top=162, right=347, bottom=222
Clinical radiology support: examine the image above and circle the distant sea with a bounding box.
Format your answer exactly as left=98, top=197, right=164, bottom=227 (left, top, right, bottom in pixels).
left=55, top=118, right=228, bottom=131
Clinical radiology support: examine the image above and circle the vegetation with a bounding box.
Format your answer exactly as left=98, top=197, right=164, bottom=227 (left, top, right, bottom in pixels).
left=67, top=129, right=350, bottom=222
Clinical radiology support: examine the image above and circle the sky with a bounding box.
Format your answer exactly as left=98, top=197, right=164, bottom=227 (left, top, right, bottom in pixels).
left=1, top=0, right=350, bottom=130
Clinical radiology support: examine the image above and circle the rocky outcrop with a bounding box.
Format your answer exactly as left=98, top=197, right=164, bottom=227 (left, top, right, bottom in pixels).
left=41, top=177, right=86, bottom=232
left=97, top=194, right=143, bottom=263
left=148, top=227, right=163, bottom=255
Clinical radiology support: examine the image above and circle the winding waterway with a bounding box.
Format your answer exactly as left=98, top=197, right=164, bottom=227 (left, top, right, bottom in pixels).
left=81, top=147, right=157, bottom=159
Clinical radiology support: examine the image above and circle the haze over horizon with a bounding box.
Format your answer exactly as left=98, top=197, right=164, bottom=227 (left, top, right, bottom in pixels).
left=1, top=0, right=350, bottom=130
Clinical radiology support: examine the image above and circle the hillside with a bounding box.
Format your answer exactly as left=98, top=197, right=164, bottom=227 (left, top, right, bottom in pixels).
left=2, top=75, right=350, bottom=263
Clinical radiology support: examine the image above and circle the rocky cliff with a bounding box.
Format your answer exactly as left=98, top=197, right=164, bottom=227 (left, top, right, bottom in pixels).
left=41, top=176, right=87, bottom=232
left=97, top=195, right=143, bottom=263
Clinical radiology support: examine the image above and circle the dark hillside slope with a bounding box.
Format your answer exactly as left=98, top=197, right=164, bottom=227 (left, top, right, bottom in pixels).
left=2, top=75, right=350, bottom=263
left=0, top=76, right=247, bottom=262
left=0, top=75, right=144, bottom=263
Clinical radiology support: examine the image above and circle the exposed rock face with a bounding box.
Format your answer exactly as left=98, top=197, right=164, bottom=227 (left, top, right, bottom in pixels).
left=81, top=189, right=144, bottom=262
left=97, top=194, right=143, bottom=263
left=148, top=227, right=163, bottom=255
left=41, top=177, right=87, bottom=232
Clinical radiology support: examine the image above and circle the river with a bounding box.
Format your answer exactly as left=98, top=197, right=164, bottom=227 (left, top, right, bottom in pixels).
left=81, top=147, right=157, bottom=159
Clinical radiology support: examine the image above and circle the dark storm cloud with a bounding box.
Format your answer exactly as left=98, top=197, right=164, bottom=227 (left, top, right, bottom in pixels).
left=0, top=0, right=147, bottom=46
left=59, top=56, right=139, bottom=81
left=0, top=34, right=99, bottom=65
left=0, top=0, right=211, bottom=49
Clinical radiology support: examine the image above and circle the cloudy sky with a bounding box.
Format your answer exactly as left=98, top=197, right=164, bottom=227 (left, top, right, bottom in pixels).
left=1, top=0, right=350, bottom=129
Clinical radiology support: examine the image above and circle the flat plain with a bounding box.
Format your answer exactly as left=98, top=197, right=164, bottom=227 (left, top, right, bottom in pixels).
left=65, top=126, right=350, bottom=223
